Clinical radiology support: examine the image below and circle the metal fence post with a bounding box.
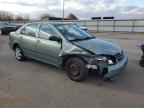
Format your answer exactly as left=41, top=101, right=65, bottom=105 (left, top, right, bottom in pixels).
left=113, top=20, right=116, bottom=32
left=132, top=19, right=135, bottom=33
left=84, top=20, right=86, bottom=27
left=97, top=20, right=99, bottom=32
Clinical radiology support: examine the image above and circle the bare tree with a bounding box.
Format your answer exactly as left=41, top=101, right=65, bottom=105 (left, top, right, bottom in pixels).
left=14, top=14, right=31, bottom=21
left=14, top=15, right=24, bottom=21
left=23, top=14, right=30, bottom=21
left=0, top=10, right=14, bottom=21
left=0, top=10, right=33, bottom=21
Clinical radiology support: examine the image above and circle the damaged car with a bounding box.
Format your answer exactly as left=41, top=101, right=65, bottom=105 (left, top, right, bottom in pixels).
left=9, top=22, right=128, bottom=82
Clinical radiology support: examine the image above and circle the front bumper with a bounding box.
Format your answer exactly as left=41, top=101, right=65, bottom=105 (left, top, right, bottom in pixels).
left=86, top=54, right=128, bottom=80
left=103, top=54, right=128, bottom=79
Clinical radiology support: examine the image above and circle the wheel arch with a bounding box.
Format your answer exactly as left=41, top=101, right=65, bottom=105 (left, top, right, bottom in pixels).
left=62, top=54, right=88, bottom=68
left=13, top=43, right=20, bottom=50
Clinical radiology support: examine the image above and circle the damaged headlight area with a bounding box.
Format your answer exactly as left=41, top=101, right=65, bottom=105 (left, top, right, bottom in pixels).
left=86, top=55, right=118, bottom=75
left=92, top=55, right=117, bottom=65
left=95, top=56, right=108, bottom=62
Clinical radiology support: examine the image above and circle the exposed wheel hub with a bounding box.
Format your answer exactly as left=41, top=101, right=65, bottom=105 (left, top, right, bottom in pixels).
left=15, top=48, right=22, bottom=60
left=70, top=64, right=79, bottom=76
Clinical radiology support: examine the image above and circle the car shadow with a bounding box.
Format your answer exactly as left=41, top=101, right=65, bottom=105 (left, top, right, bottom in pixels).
left=21, top=57, right=144, bottom=95
left=24, top=57, right=104, bottom=81
left=22, top=58, right=137, bottom=91
left=25, top=57, right=66, bottom=75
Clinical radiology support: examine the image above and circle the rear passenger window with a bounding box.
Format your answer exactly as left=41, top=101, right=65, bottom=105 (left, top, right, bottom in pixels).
left=39, top=24, right=57, bottom=39
left=21, top=24, right=38, bottom=37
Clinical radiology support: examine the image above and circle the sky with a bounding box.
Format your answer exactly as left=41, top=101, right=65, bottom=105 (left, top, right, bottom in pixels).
left=0, top=0, right=144, bottom=19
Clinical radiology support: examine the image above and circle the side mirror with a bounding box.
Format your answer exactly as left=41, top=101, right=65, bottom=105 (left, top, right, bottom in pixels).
left=49, top=36, right=62, bottom=42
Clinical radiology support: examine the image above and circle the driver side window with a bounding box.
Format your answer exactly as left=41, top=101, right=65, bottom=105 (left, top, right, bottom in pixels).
left=39, top=24, right=57, bottom=39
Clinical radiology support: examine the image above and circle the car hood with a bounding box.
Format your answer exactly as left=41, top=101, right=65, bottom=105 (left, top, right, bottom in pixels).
left=72, top=38, right=121, bottom=55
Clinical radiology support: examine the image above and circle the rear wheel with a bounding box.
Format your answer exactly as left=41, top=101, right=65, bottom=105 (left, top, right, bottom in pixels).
left=15, top=46, right=25, bottom=61
left=65, top=57, right=88, bottom=82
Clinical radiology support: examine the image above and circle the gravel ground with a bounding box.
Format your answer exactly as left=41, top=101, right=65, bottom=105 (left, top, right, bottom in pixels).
left=0, top=33, right=144, bottom=108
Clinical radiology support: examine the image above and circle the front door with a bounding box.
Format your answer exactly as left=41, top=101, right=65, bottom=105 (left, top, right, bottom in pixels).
left=19, top=23, right=39, bottom=58
left=35, top=24, right=61, bottom=66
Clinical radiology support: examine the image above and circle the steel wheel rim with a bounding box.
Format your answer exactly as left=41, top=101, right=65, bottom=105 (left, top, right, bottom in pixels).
left=69, top=64, right=80, bottom=76
left=15, top=48, right=22, bottom=60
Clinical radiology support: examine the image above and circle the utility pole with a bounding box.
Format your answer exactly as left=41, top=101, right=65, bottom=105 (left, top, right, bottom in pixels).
left=63, top=0, right=76, bottom=21
left=63, top=0, right=65, bottom=22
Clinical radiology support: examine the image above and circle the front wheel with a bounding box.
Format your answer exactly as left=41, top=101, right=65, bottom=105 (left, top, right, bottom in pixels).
left=140, top=59, right=144, bottom=67
left=65, top=57, right=88, bottom=82
left=15, top=46, right=25, bottom=61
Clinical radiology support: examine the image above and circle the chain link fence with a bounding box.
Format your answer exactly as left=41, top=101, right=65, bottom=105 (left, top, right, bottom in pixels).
left=69, top=19, right=144, bottom=33
left=1, top=19, right=144, bottom=33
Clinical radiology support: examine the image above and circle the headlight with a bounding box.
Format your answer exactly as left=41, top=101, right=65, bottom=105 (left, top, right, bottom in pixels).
left=96, top=55, right=115, bottom=65
left=96, top=56, right=108, bottom=62
left=108, top=60, right=114, bottom=65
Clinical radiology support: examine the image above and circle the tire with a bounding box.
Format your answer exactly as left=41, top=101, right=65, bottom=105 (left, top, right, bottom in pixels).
left=140, top=60, right=144, bottom=67
left=0, top=29, right=4, bottom=35
left=15, top=46, right=25, bottom=61
left=65, top=57, right=88, bottom=82
left=0, top=29, right=1, bottom=35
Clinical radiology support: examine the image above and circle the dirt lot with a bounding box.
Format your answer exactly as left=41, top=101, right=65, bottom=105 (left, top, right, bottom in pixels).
left=0, top=33, right=144, bottom=108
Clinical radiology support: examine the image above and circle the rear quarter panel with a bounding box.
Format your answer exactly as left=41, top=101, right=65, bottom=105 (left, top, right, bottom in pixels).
left=9, top=32, right=21, bottom=50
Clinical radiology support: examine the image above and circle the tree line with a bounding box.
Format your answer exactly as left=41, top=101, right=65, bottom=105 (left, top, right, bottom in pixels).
left=0, top=10, right=55, bottom=21
left=0, top=10, right=31, bottom=21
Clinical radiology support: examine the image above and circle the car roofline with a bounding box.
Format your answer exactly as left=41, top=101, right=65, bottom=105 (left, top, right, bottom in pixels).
left=26, top=21, right=74, bottom=25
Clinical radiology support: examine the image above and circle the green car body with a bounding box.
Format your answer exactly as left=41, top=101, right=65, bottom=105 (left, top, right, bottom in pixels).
left=9, top=22, right=128, bottom=81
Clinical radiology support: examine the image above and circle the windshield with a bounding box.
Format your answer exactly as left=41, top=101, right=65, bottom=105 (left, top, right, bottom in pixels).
left=54, top=24, right=93, bottom=41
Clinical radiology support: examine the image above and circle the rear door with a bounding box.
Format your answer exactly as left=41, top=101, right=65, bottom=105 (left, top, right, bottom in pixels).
left=19, top=24, right=39, bottom=58
left=35, top=24, right=62, bottom=66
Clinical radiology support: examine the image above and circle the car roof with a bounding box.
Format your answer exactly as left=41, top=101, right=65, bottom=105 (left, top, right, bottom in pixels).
left=30, top=21, right=75, bottom=25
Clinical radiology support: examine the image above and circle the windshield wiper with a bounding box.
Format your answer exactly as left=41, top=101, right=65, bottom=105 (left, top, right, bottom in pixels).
left=70, top=37, right=95, bottom=42
left=83, top=37, right=95, bottom=40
